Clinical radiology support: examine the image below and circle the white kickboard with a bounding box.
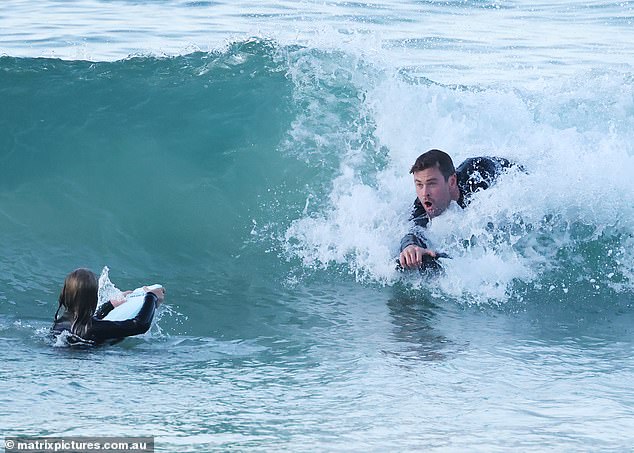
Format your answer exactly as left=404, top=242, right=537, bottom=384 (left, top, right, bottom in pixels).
left=103, top=284, right=162, bottom=321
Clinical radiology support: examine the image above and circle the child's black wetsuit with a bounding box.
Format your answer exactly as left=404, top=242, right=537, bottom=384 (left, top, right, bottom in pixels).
left=51, top=292, right=158, bottom=345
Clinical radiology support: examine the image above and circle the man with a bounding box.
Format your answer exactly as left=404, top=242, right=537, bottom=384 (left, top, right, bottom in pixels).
left=399, top=149, right=519, bottom=269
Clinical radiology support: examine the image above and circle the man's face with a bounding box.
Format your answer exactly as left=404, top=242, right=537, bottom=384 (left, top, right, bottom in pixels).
left=413, top=166, right=456, bottom=219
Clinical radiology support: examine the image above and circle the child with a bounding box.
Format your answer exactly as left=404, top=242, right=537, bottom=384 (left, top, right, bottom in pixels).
left=51, top=268, right=164, bottom=345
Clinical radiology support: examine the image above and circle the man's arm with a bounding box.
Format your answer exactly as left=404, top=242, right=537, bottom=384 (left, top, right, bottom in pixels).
left=399, top=204, right=437, bottom=268
left=400, top=231, right=426, bottom=251
left=457, top=156, right=523, bottom=206
left=399, top=244, right=439, bottom=269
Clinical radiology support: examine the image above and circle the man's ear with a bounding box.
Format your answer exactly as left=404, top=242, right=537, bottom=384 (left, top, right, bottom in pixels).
left=448, top=173, right=457, bottom=187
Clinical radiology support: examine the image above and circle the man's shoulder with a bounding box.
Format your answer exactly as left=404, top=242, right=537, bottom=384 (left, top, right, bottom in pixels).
left=456, top=156, right=520, bottom=202
left=456, top=156, right=514, bottom=176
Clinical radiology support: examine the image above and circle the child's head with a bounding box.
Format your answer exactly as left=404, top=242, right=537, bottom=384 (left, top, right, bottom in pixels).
left=57, top=268, right=98, bottom=335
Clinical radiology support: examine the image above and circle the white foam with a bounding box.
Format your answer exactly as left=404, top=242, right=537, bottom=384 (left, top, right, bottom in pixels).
left=283, top=63, right=634, bottom=303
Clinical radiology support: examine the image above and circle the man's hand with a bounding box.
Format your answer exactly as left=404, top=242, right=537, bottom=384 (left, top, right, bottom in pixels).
left=399, top=245, right=437, bottom=269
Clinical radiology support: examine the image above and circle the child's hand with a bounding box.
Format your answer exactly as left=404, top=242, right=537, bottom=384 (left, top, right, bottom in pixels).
left=144, top=286, right=165, bottom=306
left=109, top=290, right=133, bottom=307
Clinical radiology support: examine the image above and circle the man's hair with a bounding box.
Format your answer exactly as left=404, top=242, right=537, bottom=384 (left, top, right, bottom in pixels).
left=409, top=149, right=456, bottom=180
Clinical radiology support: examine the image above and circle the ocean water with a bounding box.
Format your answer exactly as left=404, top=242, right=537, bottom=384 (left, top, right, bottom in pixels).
left=2, top=1, right=634, bottom=451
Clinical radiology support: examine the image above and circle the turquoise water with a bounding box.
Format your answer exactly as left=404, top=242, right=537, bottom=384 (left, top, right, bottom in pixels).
left=2, top=1, right=634, bottom=451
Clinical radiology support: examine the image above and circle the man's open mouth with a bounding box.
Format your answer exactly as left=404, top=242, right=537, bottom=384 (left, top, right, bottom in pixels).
left=424, top=201, right=433, bottom=208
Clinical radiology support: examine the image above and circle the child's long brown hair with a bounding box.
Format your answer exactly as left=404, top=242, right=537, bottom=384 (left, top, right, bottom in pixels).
left=55, top=268, right=98, bottom=337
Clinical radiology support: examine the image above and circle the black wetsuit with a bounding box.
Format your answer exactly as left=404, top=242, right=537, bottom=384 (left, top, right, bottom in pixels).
left=400, top=156, right=518, bottom=251
left=51, top=292, right=158, bottom=345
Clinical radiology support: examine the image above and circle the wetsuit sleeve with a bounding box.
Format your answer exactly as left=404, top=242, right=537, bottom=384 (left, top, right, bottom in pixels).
left=94, top=301, right=115, bottom=319
left=87, top=292, right=158, bottom=342
left=400, top=231, right=428, bottom=251
left=456, top=156, right=523, bottom=206
left=400, top=199, right=430, bottom=251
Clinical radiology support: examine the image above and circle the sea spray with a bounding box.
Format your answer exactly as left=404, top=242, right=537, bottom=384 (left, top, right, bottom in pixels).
left=283, top=63, right=634, bottom=304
